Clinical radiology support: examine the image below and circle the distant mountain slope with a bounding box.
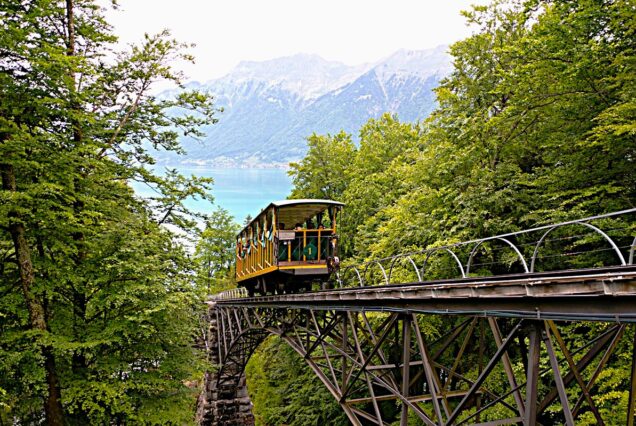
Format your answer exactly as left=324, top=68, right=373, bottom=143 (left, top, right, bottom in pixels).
left=160, top=46, right=452, bottom=167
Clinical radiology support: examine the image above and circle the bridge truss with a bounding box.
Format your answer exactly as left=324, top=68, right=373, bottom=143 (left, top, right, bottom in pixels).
left=203, top=210, right=636, bottom=425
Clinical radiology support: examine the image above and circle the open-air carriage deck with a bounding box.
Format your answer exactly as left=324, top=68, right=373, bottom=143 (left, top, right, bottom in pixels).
left=235, top=199, right=344, bottom=294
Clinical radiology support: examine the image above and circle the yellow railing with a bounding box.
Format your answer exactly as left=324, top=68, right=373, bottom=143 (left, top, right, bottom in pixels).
left=236, top=228, right=333, bottom=281
left=236, top=233, right=275, bottom=280
left=278, top=228, right=333, bottom=263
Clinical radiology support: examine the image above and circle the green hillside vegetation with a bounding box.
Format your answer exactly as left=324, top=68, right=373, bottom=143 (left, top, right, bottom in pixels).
left=0, top=1, right=218, bottom=424
left=249, top=0, right=636, bottom=424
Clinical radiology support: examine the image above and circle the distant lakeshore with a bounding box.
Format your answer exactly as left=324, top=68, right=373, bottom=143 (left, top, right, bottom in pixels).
left=155, top=157, right=294, bottom=170
left=134, top=165, right=293, bottom=222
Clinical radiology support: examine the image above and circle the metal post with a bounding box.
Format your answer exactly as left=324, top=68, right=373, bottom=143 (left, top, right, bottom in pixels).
left=412, top=314, right=445, bottom=424
left=318, top=228, right=321, bottom=261
left=477, top=318, right=485, bottom=423
left=543, top=323, right=575, bottom=426
left=400, top=316, right=411, bottom=426
left=628, top=327, right=636, bottom=426
left=488, top=318, right=525, bottom=418
left=348, top=313, right=383, bottom=425
left=546, top=320, right=604, bottom=425
left=342, top=313, right=349, bottom=392
left=216, top=309, right=223, bottom=362
left=524, top=322, right=541, bottom=426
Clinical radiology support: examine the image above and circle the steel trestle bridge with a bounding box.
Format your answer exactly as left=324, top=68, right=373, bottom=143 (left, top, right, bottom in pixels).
left=199, top=209, right=636, bottom=426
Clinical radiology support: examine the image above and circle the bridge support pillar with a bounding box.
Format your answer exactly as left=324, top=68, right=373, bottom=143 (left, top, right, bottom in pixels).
left=197, top=374, right=253, bottom=426
left=196, top=304, right=255, bottom=426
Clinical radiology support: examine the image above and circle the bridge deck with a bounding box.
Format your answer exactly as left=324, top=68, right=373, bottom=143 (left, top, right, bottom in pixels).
left=216, top=266, right=636, bottom=322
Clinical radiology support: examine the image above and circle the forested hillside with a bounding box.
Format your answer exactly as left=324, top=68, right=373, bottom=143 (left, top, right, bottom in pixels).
left=0, top=1, right=219, bottom=424
left=248, top=0, right=636, bottom=424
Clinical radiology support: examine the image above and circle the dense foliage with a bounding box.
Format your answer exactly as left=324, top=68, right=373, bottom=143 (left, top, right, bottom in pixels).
left=193, top=207, right=241, bottom=295
left=286, top=0, right=635, bottom=262
left=245, top=337, right=348, bottom=426
left=0, top=1, right=218, bottom=424
left=252, top=0, right=635, bottom=424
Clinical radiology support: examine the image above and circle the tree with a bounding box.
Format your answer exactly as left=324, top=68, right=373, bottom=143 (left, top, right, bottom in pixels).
left=340, top=114, right=424, bottom=258
left=194, top=207, right=241, bottom=294
left=366, top=0, right=635, bottom=263
left=288, top=131, right=356, bottom=200
left=0, top=1, right=218, bottom=423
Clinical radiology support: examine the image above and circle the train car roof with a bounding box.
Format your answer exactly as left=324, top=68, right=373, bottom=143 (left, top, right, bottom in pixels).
left=270, top=199, right=344, bottom=208
left=238, top=199, right=344, bottom=236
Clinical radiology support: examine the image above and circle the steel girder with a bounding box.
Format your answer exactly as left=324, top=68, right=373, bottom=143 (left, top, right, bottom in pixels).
left=210, top=304, right=636, bottom=425
left=215, top=267, right=636, bottom=323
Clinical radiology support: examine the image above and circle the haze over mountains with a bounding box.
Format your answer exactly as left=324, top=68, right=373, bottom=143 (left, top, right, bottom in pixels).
left=162, top=45, right=452, bottom=167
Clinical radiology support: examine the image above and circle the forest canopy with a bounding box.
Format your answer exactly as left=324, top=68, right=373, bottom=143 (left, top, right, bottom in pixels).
left=0, top=0, right=219, bottom=423
left=254, top=0, right=636, bottom=424
left=289, top=0, right=635, bottom=261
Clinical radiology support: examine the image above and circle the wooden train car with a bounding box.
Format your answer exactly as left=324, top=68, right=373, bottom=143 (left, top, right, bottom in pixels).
left=235, top=199, right=344, bottom=295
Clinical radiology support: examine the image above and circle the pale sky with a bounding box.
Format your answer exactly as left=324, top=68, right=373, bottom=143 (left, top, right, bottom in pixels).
left=106, top=1, right=484, bottom=82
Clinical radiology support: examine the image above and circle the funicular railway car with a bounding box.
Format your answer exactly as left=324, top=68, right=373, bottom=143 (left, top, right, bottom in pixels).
left=235, top=199, right=344, bottom=295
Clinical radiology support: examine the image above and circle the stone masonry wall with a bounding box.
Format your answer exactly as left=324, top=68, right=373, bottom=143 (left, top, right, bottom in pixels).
left=196, top=304, right=255, bottom=426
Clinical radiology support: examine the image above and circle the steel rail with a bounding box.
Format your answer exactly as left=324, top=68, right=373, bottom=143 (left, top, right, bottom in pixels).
left=214, top=267, right=636, bottom=322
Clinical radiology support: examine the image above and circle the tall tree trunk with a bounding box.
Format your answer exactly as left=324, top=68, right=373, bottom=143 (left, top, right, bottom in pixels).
left=64, top=4, right=91, bottom=423
left=0, top=163, right=65, bottom=425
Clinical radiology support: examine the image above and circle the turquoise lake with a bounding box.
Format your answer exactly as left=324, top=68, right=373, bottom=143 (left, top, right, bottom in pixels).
left=133, top=167, right=293, bottom=224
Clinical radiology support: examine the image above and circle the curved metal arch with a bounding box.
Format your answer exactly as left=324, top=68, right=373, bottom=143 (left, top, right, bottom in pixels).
left=216, top=326, right=270, bottom=387
left=339, top=266, right=365, bottom=287
left=335, top=271, right=344, bottom=289
left=336, top=267, right=352, bottom=288
left=387, top=255, right=423, bottom=283
left=530, top=221, right=627, bottom=272
left=352, top=267, right=365, bottom=287
left=421, top=247, right=467, bottom=280
left=362, top=260, right=389, bottom=286
left=466, top=237, right=529, bottom=275
left=629, top=236, right=636, bottom=265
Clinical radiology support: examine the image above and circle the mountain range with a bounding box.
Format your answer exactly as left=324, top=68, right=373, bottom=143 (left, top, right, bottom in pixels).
left=159, top=45, right=453, bottom=167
